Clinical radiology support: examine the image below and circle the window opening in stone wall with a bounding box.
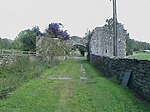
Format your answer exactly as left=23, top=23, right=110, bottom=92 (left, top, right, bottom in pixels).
left=118, top=39, right=121, bottom=43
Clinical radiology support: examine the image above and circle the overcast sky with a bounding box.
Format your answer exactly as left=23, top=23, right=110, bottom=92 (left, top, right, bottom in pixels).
left=0, top=0, right=150, bottom=43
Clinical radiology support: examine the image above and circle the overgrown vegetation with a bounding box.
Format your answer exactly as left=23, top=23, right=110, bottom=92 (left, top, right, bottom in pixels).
left=36, top=23, right=70, bottom=64
left=0, top=23, right=71, bottom=100
left=39, top=35, right=69, bottom=64
left=0, top=56, right=48, bottom=99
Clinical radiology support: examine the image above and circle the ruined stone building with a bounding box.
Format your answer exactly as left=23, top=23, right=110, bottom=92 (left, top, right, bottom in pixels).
left=89, top=19, right=127, bottom=58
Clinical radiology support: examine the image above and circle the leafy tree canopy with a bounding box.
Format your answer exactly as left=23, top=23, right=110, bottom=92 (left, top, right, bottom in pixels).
left=45, top=23, right=70, bottom=40
left=13, top=26, right=41, bottom=51
left=0, top=38, right=13, bottom=49
left=126, top=34, right=150, bottom=55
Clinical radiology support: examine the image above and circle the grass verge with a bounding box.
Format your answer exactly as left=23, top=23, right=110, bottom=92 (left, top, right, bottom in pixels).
left=0, top=58, right=149, bottom=112
left=129, top=53, right=150, bottom=60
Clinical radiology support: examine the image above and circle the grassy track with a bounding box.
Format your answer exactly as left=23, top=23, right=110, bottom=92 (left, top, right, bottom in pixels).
left=129, top=53, right=150, bottom=60
left=0, top=58, right=150, bottom=112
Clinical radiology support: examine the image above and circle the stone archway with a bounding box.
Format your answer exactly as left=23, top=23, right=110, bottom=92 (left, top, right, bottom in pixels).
left=70, top=44, right=87, bottom=57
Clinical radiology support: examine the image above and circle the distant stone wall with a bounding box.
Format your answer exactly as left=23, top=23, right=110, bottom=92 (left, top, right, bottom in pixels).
left=90, top=54, right=150, bottom=101
left=89, top=19, right=127, bottom=58
left=0, top=55, right=36, bottom=65
left=0, top=55, right=16, bottom=65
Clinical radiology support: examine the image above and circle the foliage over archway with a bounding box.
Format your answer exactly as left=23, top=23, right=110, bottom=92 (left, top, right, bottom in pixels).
left=45, top=23, right=70, bottom=41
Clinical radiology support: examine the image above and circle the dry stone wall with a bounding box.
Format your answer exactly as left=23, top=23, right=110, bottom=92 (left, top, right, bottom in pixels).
left=0, top=55, right=16, bottom=65
left=90, top=54, right=150, bottom=101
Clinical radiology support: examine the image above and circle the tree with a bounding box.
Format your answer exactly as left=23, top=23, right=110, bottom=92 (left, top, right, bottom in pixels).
left=45, top=23, right=70, bottom=40
left=13, top=26, right=41, bottom=51
left=126, top=35, right=150, bottom=55
left=0, top=38, right=13, bottom=49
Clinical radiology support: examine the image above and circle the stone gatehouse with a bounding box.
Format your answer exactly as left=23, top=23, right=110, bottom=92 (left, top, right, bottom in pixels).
left=89, top=19, right=127, bottom=58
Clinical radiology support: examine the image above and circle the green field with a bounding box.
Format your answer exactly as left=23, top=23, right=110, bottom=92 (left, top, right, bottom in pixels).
left=0, top=59, right=150, bottom=112
left=129, top=53, right=150, bottom=60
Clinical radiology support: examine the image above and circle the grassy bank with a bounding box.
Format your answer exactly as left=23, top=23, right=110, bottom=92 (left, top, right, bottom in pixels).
left=0, top=56, right=48, bottom=99
left=129, top=53, right=150, bottom=60
left=0, top=59, right=149, bottom=112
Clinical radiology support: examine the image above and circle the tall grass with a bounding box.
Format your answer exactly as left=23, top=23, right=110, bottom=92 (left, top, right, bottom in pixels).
left=0, top=56, right=48, bottom=99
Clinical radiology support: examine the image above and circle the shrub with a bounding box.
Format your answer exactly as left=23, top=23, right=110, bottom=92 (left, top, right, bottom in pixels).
left=0, top=56, right=48, bottom=99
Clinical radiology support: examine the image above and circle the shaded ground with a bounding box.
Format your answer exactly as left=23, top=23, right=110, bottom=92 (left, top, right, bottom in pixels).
left=0, top=58, right=150, bottom=112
